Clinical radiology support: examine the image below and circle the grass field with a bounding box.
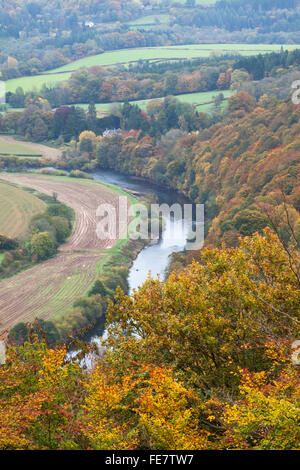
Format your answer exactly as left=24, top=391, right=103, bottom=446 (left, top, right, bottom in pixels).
left=0, top=137, right=41, bottom=156
left=71, top=89, right=235, bottom=116
left=128, top=14, right=171, bottom=26
left=0, top=180, right=46, bottom=239
left=3, top=89, right=235, bottom=116
left=6, top=44, right=300, bottom=93
left=0, top=174, right=134, bottom=330
left=0, top=136, right=62, bottom=159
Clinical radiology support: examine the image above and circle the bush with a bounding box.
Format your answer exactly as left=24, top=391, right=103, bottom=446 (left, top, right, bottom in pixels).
left=45, top=203, right=74, bottom=223
left=69, top=170, right=92, bottom=179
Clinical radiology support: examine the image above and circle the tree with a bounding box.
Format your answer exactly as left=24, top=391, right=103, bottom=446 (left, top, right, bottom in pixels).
left=88, top=279, right=107, bottom=297
left=32, top=117, right=48, bottom=141
left=222, top=367, right=300, bottom=449
left=78, top=130, right=97, bottom=154
left=230, top=69, right=250, bottom=90
left=87, top=102, right=97, bottom=132
left=0, top=234, right=17, bottom=250
left=30, top=232, right=56, bottom=260
left=104, top=229, right=299, bottom=393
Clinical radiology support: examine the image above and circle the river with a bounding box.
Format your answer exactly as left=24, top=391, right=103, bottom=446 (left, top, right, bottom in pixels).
left=80, top=168, right=194, bottom=348
left=67, top=168, right=194, bottom=356
left=92, top=169, right=192, bottom=294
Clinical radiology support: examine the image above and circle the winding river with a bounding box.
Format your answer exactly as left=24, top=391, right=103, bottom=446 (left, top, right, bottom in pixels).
left=92, top=169, right=192, bottom=294
left=80, top=169, right=194, bottom=347
left=64, top=168, right=193, bottom=354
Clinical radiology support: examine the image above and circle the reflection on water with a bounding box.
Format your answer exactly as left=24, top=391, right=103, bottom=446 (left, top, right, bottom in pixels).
left=128, top=216, right=191, bottom=292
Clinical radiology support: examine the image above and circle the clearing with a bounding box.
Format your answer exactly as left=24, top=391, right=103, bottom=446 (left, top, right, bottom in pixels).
left=0, top=173, right=128, bottom=331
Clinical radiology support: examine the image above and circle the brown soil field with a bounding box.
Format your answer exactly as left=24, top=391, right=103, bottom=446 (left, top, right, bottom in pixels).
left=0, top=173, right=124, bottom=332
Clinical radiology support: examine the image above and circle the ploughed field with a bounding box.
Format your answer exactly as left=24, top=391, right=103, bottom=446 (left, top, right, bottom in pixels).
left=0, top=174, right=124, bottom=331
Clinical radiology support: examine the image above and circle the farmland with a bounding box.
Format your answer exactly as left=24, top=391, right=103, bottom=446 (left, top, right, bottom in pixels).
left=0, top=136, right=62, bottom=160
left=0, top=173, right=129, bottom=331
left=0, top=180, right=46, bottom=239
left=59, top=90, right=236, bottom=116
left=5, top=89, right=235, bottom=117
left=5, top=43, right=300, bottom=93
left=128, top=14, right=172, bottom=27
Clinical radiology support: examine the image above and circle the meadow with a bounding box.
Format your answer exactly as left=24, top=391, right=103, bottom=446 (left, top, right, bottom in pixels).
left=0, top=180, right=46, bottom=239
left=0, top=136, right=61, bottom=160
left=5, top=44, right=300, bottom=93
left=72, top=89, right=235, bottom=116
left=128, top=14, right=171, bottom=26
left=0, top=137, right=42, bottom=156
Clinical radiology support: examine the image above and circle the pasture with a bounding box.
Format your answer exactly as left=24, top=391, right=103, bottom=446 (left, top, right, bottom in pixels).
left=5, top=43, right=300, bottom=93
left=73, top=89, right=235, bottom=116
left=0, top=135, right=62, bottom=160
left=0, top=136, right=41, bottom=156
left=0, top=180, right=46, bottom=239
left=0, top=174, right=132, bottom=330
left=128, top=14, right=171, bottom=26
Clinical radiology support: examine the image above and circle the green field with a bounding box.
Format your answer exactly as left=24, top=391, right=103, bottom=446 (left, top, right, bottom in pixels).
left=0, top=137, right=41, bottom=156
left=71, top=89, right=234, bottom=116
left=6, top=44, right=300, bottom=94
left=128, top=14, right=171, bottom=26
left=0, top=180, right=46, bottom=239
left=2, top=89, right=235, bottom=116
left=3, top=89, right=235, bottom=116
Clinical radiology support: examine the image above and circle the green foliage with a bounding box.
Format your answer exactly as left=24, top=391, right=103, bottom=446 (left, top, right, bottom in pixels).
left=9, top=319, right=60, bottom=346
left=88, top=280, right=107, bottom=297
left=0, top=234, right=18, bottom=251
left=29, top=232, right=56, bottom=260
left=233, top=209, right=268, bottom=236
